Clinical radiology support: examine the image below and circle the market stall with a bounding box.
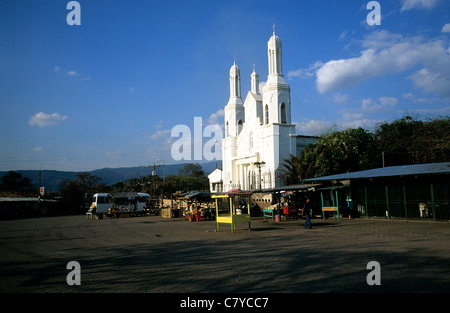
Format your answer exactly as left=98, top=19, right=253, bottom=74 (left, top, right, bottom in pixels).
left=177, top=191, right=213, bottom=222
left=212, top=189, right=252, bottom=233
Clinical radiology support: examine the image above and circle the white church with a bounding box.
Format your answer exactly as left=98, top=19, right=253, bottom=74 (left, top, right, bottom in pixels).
left=208, top=31, right=317, bottom=193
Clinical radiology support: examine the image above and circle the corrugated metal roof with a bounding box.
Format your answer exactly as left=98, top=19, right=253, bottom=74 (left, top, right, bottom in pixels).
left=259, top=183, right=320, bottom=193
left=111, top=192, right=149, bottom=198
left=302, top=162, right=450, bottom=182
left=179, top=191, right=211, bottom=198
left=0, top=197, right=39, bottom=202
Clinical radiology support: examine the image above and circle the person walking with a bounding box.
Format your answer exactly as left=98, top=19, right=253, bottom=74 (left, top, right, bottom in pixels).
left=303, top=197, right=312, bottom=229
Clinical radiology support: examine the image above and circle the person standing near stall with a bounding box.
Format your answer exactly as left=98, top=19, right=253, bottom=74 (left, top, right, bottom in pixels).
left=303, top=197, right=312, bottom=229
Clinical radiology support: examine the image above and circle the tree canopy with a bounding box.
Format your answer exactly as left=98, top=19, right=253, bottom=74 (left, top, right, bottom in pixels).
left=111, top=163, right=210, bottom=195
left=0, top=171, right=34, bottom=193
left=282, top=115, right=449, bottom=182
left=375, top=115, right=450, bottom=166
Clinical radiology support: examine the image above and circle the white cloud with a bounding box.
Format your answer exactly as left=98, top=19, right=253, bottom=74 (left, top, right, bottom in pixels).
left=154, top=120, right=164, bottom=129
left=341, top=112, right=364, bottom=120
left=331, top=93, right=350, bottom=104
left=316, top=50, right=379, bottom=93
left=442, top=23, right=450, bottom=33
left=361, top=97, right=397, bottom=112
left=66, top=70, right=79, bottom=77
left=149, top=129, right=171, bottom=140
left=295, top=117, right=382, bottom=135
left=259, top=81, right=266, bottom=91
left=401, top=0, right=440, bottom=11
left=339, top=97, right=397, bottom=128
left=207, top=109, right=224, bottom=125
left=54, top=66, right=90, bottom=81
left=402, top=93, right=433, bottom=103
left=287, top=61, right=323, bottom=80
left=28, top=112, right=68, bottom=127
left=339, top=118, right=383, bottom=131
left=33, top=146, right=44, bottom=152
left=338, top=30, right=348, bottom=42
left=359, top=97, right=397, bottom=113
left=408, top=68, right=450, bottom=98
left=106, top=150, right=121, bottom=158
left=379, top=96, right=398, bottom=107
left=294, top=119, right=332, bottom=136
left=408, top=106, right=450, bottom=114
left=315, top=31, right=450, bottom=98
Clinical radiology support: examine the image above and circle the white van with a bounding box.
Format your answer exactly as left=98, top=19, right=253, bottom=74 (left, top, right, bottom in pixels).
left=135, top=192, right=151, bottom=212
left=90, top=193, right=113, bottom=216
left=88, top=192, right=151, bottom=218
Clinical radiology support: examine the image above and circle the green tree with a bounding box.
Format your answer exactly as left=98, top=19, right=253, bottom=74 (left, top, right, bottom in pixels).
left=282, top=115, right=449, bottom=183
left=74, top=172, right=102, bottom=191
left=163, top=174, right=182, bottom=194
left=0, top=171, right=34, bottom=192
left=375, top=115, right=450, bottom=166
left=177, top=163, right=209, bottom=191
left=59, top=173, right=103, bottom=213
left=281, top=153, right=307, bottom=185
left=178, top=163, right=204, bottom=177
left=282, top=127, right=379, bottom=181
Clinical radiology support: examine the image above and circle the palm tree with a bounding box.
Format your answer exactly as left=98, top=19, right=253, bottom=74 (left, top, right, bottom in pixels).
left=281, top=154, right=304, bottom=185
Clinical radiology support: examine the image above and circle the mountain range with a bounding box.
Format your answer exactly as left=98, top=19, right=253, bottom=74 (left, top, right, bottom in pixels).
left=0, top=162, right=220, bottom=192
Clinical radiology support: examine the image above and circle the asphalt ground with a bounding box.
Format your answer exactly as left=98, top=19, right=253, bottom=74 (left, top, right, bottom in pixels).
left=0, top=214, right=449, bottom=296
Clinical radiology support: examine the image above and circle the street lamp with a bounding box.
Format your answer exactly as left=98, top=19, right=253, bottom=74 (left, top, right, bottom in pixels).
left=253, top=161, right=265, bottom=189
left=149, top=162, right=160, bottom=198
left=155, top=159, right=165, bottom=180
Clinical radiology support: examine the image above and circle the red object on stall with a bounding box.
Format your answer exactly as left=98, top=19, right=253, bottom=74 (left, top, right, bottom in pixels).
left=282, top=206, right=299, bottom=220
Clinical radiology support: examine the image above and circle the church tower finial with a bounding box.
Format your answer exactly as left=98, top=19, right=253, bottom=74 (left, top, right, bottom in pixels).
left=229, top=60, right=241, bottom=99
left=251, top=64, right=259, bottom=94
left=267, top=28, right=283, bottom=79
left=225, top=59, right=244, bottom=138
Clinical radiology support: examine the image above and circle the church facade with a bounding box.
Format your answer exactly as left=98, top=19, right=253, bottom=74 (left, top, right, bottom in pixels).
left=208, top=32, right=317, bottom=193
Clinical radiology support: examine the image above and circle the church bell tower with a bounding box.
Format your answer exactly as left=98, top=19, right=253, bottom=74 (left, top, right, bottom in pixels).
left=262, top=31, right=291, bottom=125
left=224, top=61, right=245, bottom=137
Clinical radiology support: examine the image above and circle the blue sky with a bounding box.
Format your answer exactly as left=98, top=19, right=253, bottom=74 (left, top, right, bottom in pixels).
left=1, top=0, right=449, bottom=172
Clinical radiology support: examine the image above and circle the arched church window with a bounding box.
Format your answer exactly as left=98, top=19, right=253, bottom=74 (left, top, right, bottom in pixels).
left=280, top=103, right=286, bottom=124
left=265, top=104, right=269, bottom=124
left=225, top=121, right=229, bottom=137
left=249, top=132, right=253, bottom=149
left=237, top=120, right=243, bottom=135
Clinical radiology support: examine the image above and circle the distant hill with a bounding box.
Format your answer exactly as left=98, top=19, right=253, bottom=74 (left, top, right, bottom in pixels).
left=0, top=161, right=220, bottom=192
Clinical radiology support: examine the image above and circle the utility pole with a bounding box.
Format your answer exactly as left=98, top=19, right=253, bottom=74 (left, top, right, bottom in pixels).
left=155, top=159, right=165, bottom=199
left=149, top=163, right=160, bottom=201
left=38, top=167, right=41, bottom=212
left=38, top=167, right=41, bottom=196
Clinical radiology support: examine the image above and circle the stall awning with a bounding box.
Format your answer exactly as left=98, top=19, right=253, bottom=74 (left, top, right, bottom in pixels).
left=258, top=183, right=321, bottom=193
left=178, top=191, right=212, bottom=200
left=110, top=192, right=150, bottom=199
left=301, top=162, right=450, bottom=183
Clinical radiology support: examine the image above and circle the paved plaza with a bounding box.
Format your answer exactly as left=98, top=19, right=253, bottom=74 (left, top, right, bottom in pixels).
left=0, top=214, right=449, bottom=293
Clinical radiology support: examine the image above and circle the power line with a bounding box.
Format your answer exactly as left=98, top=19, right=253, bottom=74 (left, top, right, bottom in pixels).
left=0, top=133, right=153, bottom=143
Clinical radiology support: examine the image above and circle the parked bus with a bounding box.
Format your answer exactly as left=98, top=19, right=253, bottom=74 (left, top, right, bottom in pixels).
left=88, top=192, right=151, bottom=218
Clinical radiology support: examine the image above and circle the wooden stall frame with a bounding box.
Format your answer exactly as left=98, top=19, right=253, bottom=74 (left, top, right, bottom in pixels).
left=212, top=192, right=252, bottom=234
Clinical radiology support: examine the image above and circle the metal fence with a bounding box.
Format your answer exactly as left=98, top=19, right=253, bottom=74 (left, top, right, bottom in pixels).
left=353, top=182, right=450, bottom=221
